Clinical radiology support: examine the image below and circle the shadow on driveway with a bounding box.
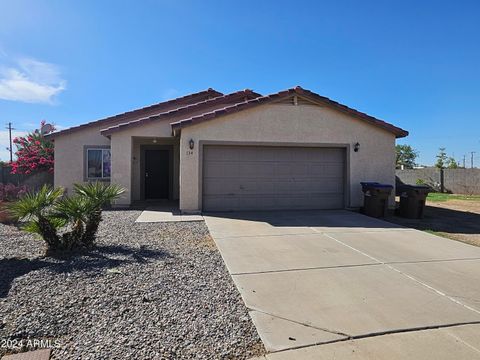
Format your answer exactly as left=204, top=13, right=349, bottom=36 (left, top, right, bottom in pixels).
left=207, top=206, right=480, bottom=236
left=386, top=205, right=480, bottom=236
left=205, top=209, right=404, bottom=229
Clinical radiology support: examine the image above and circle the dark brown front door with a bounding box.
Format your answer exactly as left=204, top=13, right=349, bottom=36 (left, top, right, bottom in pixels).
left=145, top=149, right=169, bottom=199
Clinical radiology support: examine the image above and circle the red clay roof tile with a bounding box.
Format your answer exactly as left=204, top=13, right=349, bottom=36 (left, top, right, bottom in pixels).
left=170, top=86, right=408, bottom=138
left=49, top=86, right=408, bottom=140
left=46, top=88, right=223, bottom=139
left=100, top=89, right=261, bottom=136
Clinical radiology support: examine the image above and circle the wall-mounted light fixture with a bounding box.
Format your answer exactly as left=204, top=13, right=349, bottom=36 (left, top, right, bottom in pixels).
left=152, top=138, right=158, bottom=144
left=189, top=138, right=195, bottom=150
left=354, top=142, right=360, bottom=152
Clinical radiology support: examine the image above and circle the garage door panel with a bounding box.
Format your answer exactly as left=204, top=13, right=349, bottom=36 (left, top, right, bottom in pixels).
left=207, top=162, right=313, bottom=178
left=205, top=162, right=343, bottom=179
left=319, top=148, right=345, bottom=162
left=203, top=145, right=345, bottom=211
left=239, top=163, right=277, bottom=177
left=309, top=163, right=344, bottom=177
left=293, top=179, right=344, bottom=193
left=203, top=194, right=345, bottom=211
left=204, top=162, right=240, bottom=178
left=271, top=163, right=303, bottom=177
left=204, top=178, right=344, bottom=196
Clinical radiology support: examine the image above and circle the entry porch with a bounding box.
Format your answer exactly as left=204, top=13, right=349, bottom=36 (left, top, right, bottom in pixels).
left=111, top=136, right=180, bottom=205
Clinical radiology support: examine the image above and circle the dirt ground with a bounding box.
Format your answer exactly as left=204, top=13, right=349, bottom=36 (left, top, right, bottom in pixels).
left=386, top=199, right=480, bottom=247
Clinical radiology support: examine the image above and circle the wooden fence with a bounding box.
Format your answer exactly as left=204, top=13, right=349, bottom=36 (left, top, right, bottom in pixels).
left=0, top=164, right=53, bottom=189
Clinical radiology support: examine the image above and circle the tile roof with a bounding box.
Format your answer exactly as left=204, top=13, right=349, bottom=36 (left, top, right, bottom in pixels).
left=45, top=88, right=223, bottom=139
left=170, top=86, right=409, bottom=138
left=48, top=86, right=408, bottom=140
left=100, top=89, right=261, bottom=136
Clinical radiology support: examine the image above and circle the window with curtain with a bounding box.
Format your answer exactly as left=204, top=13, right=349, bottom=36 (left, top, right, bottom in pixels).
left=87, top=148, right=111, bottom=179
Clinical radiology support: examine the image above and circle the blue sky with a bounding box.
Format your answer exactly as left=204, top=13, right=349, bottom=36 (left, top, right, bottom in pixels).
left=0, top=0, right=479, bottom=165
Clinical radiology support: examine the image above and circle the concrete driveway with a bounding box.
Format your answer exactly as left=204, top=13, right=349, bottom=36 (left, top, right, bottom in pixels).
left=204, top=210, right=480, bottom=359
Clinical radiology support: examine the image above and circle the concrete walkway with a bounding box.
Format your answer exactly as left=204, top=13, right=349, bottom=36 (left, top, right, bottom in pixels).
left=2, top=349, right=51, bottom=360
left=204, top=210, right=480, bottom=359
left=135, top=206, right=203, bottom=222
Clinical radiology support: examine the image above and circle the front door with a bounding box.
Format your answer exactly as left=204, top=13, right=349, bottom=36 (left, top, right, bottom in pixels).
left=145, top=149, right=170, bottom=199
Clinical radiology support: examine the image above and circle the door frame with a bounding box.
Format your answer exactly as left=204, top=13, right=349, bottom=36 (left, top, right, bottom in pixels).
left=198, top=141, right=350, bottom=211
left=140, top=145, right=174, bottom=201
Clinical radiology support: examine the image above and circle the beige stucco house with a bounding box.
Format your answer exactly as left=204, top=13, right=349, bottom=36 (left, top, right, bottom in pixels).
left=47, top=86, right=408, bottom=213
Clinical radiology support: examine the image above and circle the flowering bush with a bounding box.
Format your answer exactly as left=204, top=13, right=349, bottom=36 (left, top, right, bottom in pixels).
left=0, top=183, right=28, bottom=202
left=11, top=121, right=55, bottom=175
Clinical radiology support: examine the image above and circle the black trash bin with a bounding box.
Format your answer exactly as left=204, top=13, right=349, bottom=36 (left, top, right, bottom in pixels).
left=360, top=182, right=393, bottom=218
left=398, top=185, right=430, bottom=219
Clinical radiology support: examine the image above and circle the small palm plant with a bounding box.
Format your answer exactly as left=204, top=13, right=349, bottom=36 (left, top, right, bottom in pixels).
left=72, top=182, right=125, bottom=246
left=9, top=185, right=65, bottom=250
left=52, top=194, right=91, bottom=249
left=9, top=183, right=124, bottom=254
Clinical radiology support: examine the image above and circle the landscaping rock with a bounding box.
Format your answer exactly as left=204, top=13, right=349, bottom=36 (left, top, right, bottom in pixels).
left=0, top=210, right=263, bottom=359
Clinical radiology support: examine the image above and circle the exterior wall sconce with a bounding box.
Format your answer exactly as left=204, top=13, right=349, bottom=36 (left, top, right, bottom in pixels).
left=189, top=139, right=195, bottom=150
left=354, top=142, right=360, bottom=152
left=152, top=138, right=157, bottom=144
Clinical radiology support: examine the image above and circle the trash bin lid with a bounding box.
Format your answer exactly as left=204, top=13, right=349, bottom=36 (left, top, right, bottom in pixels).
left=406, top=185, right=431, bottom=195
left=361, top=182, right=380, bottom=186
left=410, top=185, right=430, bottom=189
left=401, top=184, right=430, bottom=192
left=361, top=182, right=393, bottom=189
left=376, top=184, right=393, bottom=189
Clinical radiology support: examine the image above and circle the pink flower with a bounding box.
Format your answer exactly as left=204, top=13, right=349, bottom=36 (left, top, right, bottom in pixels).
left=9, top=121, right=55, bottom=175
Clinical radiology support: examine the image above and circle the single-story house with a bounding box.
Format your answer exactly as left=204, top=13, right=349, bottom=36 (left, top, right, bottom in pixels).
left=47, top=86, right=408, bottom=213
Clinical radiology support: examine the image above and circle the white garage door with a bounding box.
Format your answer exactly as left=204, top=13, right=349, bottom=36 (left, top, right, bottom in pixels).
left=202, top=145, right=345, bottom=211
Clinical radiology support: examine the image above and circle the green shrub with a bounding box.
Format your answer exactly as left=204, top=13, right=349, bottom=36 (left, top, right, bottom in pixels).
left=9, top=183, right=124, bottom=254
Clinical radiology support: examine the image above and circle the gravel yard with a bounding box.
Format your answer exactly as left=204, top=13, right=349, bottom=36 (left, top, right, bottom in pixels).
left=0, top=210, right=264, bottom=359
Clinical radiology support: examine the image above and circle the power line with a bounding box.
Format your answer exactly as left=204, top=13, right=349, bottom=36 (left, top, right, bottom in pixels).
left=5, top=122, right=15, bottom=163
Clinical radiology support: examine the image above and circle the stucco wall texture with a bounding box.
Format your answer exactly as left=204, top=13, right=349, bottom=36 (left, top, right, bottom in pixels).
left=53, top=102, right=397, bottom=210
left=109, top=120, right=175, bottom=205
left=53, top=125, right=110, bottom=192
left=179, top=104, right=396, bottom=212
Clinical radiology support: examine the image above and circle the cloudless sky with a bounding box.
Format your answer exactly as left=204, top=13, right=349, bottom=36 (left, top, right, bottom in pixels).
left=0, top=0, right=479, bottom=165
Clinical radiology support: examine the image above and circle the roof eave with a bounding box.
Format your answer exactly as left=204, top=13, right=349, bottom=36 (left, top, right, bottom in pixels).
left=101, top=90, right=262, bottom=136
left=395, top=130, right=409, bottom=139
left=47, top=88, right=223, bottom=139
left=171, top=87, right=409, bottom=139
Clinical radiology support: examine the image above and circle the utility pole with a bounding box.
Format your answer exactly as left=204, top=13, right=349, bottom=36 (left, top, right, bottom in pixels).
left=5, top=122, right=14, bottom=163
left=471, top=151, right=476, bottom=169
left=463, top=155, right=466, bottom=168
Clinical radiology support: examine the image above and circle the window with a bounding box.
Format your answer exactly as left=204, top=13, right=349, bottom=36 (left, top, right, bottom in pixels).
left=86, top=148, right=111, bottom=179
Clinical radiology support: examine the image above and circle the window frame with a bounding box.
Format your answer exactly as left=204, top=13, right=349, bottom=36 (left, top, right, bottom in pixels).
left=84, top=145, right=111, bottom=181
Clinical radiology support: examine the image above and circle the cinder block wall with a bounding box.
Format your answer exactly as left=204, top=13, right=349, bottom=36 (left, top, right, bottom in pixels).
left=396, top=168, right=480, bottom=194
